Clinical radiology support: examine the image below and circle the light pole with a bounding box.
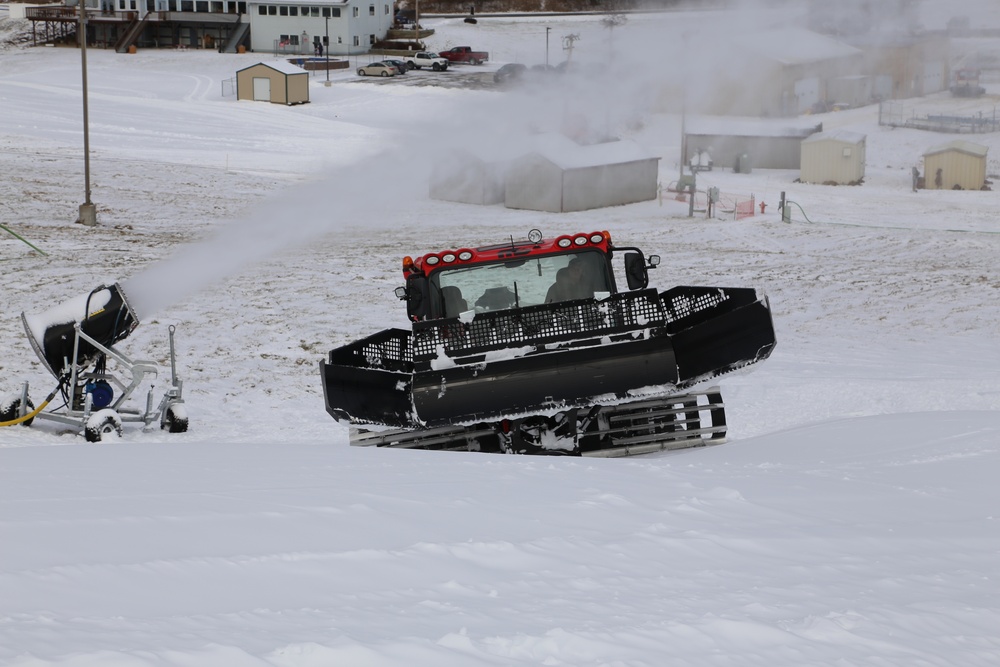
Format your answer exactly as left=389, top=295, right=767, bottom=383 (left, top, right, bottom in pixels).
left=545, top=26, right=550, bottom=68
left=77, top=0, right=96, bottom=226
left=324, top=15, right=330, bottom=86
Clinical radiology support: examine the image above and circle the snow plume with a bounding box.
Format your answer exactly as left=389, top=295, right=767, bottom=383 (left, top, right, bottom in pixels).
left=119, top=6, right=822, bottom=320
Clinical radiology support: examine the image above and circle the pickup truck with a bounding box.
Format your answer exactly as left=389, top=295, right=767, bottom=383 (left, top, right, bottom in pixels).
left=438, top=46, right=489, bottom=65
left=403, top=52, right=450, bottom=71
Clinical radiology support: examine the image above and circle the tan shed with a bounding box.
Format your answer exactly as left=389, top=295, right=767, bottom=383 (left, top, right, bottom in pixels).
left=236, top=61, right=309, bottom=106
left=799, top=130, right=866, bottom=184
left=922, top=140, right=988, bottom=190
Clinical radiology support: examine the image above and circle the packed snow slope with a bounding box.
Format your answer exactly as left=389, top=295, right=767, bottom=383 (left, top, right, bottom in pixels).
left=2, top=2, right=1000, bottom=665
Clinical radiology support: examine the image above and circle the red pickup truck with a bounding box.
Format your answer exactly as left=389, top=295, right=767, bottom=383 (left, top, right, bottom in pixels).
left=437, top=46, right=489, bottom=65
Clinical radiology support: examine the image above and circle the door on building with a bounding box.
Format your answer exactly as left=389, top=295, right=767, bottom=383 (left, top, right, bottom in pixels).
left=794, top=77, right=820, bottom=114
left=252, top=77, right=271, bottom=101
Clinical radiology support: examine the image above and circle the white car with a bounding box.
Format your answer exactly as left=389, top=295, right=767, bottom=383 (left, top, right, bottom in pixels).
left=358, top=62, right=396, bottom=77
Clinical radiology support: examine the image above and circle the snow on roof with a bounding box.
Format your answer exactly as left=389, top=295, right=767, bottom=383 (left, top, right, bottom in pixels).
left=687, top=116, right=822, bottom=139
left=923, top=140, right=989, bottom=158
left=530, top=138, right=659, bottom=170
left=802, top=129, right=867, bottom=145
left=239, top=60, right=308, bottom=76
left=738, top=28, right=862, bottom=66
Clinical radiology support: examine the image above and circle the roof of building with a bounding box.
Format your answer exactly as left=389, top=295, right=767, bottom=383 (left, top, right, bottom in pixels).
left=923, top=140, right=989, bottom=158
left=687, top=116, right=822, bottom=139
left=529, top=137, right=660, bottom=170
left=802, top=129, right=867, bottom=145
left=737, top=28, right=863, bottom=66
left=238, top=60, right=309, bottom=76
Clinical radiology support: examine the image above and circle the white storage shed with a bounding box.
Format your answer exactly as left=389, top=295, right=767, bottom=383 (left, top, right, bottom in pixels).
left=505, top=139, right=660, bottom=213
left=799, top=130, right=866, bottom=184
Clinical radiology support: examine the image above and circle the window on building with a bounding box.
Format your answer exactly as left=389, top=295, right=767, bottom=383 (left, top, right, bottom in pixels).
left=257, top=4, right=266, bottom=13
left=352, top=6, right=358, bottom=16
left=268, top=5, right=276, bottom=14
left=310, top=6, right=318, bottom=16
left=279, top=5, right=287, bottom=14
left=289, top=6, right=297, bottom=15
left=352, top=35, right=358, bottom=46
left=195, top=0, right=207, bottom=9
left=369, top=5, right=374, bottom=15
left=332, top=7, right=339, bottom=16
left=322, top=6, right=329, bottom=16
left=368, top=33, right=375, bottom=44
left=237, top=2, right=246, bottom=12
left=384, top=4, right=389, bottom=14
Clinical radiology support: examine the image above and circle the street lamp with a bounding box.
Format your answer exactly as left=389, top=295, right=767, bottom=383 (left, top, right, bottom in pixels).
left=324, top=15, right=330, bottom=86
left=77, top=0, right=96, bottom=226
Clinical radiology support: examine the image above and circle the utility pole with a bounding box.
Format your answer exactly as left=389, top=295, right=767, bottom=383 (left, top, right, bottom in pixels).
left=545, top=26, right=550, bottom=68
left=77, top=0, right=96, bottom=226
left=324, top=15, right=331, bottom=86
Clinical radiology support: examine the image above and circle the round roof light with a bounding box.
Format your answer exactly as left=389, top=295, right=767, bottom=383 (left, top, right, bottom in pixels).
left=528, top=229, right=543, bottom=244
left=590, top=233, right=604, bottom=243
left=458, top=251, right=473, bottom=261
left=573, top=235, right=587, bottom=245
left=557, top=238, right=572, bottom=248
left=425, top=255, right=440, bottom=265
left=442, top=253, right=456, bottom=263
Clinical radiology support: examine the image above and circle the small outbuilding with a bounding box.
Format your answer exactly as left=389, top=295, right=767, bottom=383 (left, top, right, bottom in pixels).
left=685, top=117, right=822, bottom=171
left=922, top=140, right=988, bottom=190
left=236, top=61, right=309, bottom=106
left=799, top=130, right=866, bottom=184
left=505, top=138, right=660, bottom=213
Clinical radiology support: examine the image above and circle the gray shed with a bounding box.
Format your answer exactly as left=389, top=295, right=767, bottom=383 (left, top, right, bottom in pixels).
left=799, top=130, right=866, bottom=184
left=505, top=139, right=660, bottom=213
left=922, top=140, right=988, bottom=190
left=685, top=117, right=822, bottom=170
left=236, top=61, right=309, bottom=106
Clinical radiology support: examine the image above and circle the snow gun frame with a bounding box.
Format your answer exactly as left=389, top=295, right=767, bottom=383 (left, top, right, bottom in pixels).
left=1, top=283, right=188, bottom=442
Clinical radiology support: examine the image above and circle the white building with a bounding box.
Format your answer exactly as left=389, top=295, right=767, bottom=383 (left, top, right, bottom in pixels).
left=247, top=0, right=391, bottom=55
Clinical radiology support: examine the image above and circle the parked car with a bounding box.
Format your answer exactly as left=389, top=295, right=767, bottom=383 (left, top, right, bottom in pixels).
left=358, top=62, right=397, bottom=77
left=381, top=59, right=408, bottom=75
left=493, top=63, right=527, bottom=84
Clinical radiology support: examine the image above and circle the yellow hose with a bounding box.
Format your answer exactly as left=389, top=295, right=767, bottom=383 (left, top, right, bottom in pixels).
left=0, top=387, right=59, bottom=427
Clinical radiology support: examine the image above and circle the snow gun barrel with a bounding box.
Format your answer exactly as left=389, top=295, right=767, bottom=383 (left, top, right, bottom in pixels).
left=21, top=283, right=139, bottom=379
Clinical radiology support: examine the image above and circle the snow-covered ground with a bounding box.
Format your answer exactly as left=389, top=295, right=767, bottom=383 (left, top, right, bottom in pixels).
left=2, top=3, right=1000, bottom=666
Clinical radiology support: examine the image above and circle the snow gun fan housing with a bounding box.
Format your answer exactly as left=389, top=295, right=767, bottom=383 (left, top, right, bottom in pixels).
left=21, top=283, right=139, bottom=379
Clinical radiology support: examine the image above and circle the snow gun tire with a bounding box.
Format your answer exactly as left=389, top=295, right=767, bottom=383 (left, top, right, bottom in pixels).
left=85, top=409, right=123, bottom=443
left=161, top=404, right=189, bottom=434
left=0, top=396, right=34, bottom=427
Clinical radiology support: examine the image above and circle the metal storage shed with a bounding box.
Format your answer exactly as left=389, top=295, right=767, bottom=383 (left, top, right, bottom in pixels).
left=236, top=62, right=310, bottom=106
left=922, top=140, right=988, bottom=190
left=505, top=139, right=660, bottom=213
left=799, top=130, right=866, bottom=184
left=685, top=117, right=822, bottom=171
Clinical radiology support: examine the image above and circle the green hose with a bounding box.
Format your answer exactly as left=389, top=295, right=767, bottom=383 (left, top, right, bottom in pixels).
left=1, top=223, right=47, bottom=256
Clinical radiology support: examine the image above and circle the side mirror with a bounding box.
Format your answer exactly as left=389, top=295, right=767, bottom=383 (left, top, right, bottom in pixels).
left=402, top=277, right=429, bottom=321
left=624, top=252, right=649, bottom=290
